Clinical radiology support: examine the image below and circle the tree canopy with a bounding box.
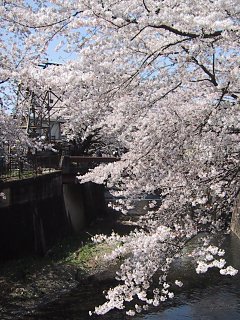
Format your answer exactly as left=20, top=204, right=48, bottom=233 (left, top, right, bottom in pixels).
left=0, top=0, right=240, bottom=316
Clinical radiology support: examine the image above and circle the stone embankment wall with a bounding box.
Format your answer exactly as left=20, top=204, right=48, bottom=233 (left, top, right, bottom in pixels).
left=0, top=172, right=106, bottom=260
left=231, top=192, right=240, bottom=239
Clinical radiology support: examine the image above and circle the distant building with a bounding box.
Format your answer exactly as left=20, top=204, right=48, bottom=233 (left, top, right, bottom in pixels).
left=45, top=118, right=65, bottom=143
left=21, top=117, right=65, bottom=143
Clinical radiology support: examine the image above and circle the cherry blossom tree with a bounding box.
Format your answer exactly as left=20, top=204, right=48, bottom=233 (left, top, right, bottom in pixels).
left=1, top=0, right=240, bottom=316
left=0, top=107, right=31, bottom=156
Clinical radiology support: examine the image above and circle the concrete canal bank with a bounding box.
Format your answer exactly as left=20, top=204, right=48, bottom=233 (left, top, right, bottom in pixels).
left=231, top=192, right=240, bottom=239
left=0, top=171, right=106, bottom=260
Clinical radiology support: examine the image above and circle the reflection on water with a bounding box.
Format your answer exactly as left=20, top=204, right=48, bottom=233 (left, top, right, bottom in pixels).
left=137, top=233, right=240, bottom=320
left=20, top=233, right=240, bottom=320
left=138, top=286, right=240, bottom=320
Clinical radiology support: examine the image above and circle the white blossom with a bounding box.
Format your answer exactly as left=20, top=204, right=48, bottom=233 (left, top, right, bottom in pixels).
left=0, top=0, right=239, bottom=316
left=175, top=280, right=183, bottom=287
left=220, top=266, right=238, bottom=276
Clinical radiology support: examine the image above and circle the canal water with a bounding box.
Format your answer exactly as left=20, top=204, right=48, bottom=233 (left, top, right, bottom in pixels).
left=21, top=233, right=240, bottom=320
left=136, top=233, right=240, bottom=320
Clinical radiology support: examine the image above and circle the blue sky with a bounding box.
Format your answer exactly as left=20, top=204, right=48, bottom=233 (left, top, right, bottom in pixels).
left=45, top=37, right=78, bottom=64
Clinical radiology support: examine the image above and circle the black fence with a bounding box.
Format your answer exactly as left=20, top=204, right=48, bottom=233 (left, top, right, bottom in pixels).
left=0, top=154, right=60, bottom=181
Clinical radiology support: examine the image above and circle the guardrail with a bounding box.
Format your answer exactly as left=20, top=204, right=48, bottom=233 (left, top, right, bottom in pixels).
left=0, top=154, right=60, bottom=181
left=0, top=153, right=119, bottom=182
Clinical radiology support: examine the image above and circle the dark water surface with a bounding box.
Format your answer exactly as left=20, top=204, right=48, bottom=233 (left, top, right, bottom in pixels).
left=20, top=233, right=240, bottom=320
left=136, top=233, right=240, bottom=320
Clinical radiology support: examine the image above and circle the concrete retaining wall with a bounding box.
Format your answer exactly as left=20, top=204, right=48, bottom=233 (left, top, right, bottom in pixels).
left=63, top=182, right=106, bottom=234
left=0, top=173, right=106, bottom=260
left=0, top=172, right=63, bottom=208
left=231, top=192, right=240, bottom=239
left=0, top=172, right=69, bottom=260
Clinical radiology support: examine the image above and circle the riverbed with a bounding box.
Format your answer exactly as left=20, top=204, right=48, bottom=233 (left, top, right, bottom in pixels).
left=13, top=232, right=240, bottom=320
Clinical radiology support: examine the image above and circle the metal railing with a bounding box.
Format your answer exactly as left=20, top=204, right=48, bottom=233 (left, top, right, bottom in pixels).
left=0, top=154, right=60, bottom=181
left=0, top=149, right=119, bottom=182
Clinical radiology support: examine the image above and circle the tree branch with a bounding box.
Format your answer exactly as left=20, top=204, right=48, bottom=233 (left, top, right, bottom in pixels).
left=150, top=82, right=182, bottom=106
left=131, top=23, right=222, bottom=42
left=2, top=10, right=82, bottom=29
left=0, top=78, right=9, bottom=85
left=143, top=0, right=151, bottom=13
left=182, top=46, right=218, bottom=86
left=148, top=24, right=222, bottom=39
left=197, top=82, right=230, bottom=134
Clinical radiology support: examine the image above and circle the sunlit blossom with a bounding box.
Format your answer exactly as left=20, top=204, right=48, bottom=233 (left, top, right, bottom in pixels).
left=0, top=0, right=239, bottom=316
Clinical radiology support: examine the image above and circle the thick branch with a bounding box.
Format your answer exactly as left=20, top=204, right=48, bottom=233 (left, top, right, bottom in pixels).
left=148, top=24, right=222, bottom=39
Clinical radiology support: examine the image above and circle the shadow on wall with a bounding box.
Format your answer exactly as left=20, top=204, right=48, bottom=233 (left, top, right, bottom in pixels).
left=0, top=173, right=106, bottom=260
left=0, top=195, right=69, bottom=260
left=63, top=182, right=106, bottom=234
left=231, top=192, right=240, bottom=240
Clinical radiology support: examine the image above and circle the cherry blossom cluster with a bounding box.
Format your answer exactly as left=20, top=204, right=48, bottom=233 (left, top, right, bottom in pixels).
left=0, top=0, right=239, bottom=316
